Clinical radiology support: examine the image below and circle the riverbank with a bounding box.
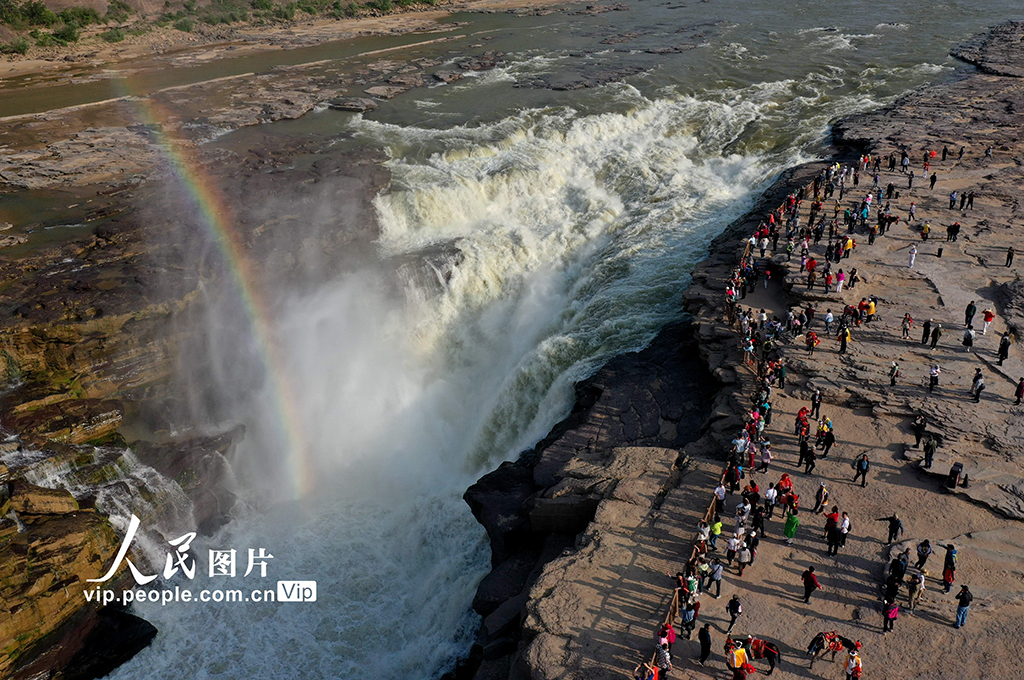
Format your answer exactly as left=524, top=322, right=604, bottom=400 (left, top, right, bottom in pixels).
left=0, top=0, right=561, bottom=82
left=461, top=19, right=1024, bottom=680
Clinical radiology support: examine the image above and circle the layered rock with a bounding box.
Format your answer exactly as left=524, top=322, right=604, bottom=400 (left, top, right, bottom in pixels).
left=0, top=480, right=149, bottom=677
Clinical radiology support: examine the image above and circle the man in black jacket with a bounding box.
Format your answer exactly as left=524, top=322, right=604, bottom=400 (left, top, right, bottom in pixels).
left=954, top=586, right=973, bottom=629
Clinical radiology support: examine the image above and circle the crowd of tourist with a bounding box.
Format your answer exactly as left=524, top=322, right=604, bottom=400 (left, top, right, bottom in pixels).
left=632, top=146, right=1008, bottom=680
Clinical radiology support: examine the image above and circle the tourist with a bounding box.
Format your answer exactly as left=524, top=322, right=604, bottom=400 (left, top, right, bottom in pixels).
left=943, top=545, right=958, bottom=593
left=908, top=244, right=917, bottom=267
left=633, top=661, right=656, bottom=680
left=930, top=172, right=937, bottom=190
left=882, top=599, right=899, bottom=633
left=901, top=313, right=913, bottom=339
left=916, top=539, right=933, bottom=570
left=726, top=639, right=748, bottom=680
left=890, top=549, right=910, bottom=581
left=929, top=325, right=942, bottom=350
left=1016, top=377, right=1024, bottom=406
left=998, top=332, right=1011, bottom=365
left=981, top=308, right=995, bottom=334
left=877, top=513, right=904, bottom=544
left=1008, top=246, right=1015, bottom=267
left=715, top=482, right=727, bottom=514
left=838, top=326, right=850, bottom=354
left=680, top=602, right=697, bottom=638
left=923, top=434, right=937, bottom=468
left=726, top=595, right=743, bottom=633
left=697, top=623, right=712, bottom=666
left=802, top=566, right=821, bottom=603
left=811, top=482, right=829, bottom=514
left=710, top=515, right=723, bottom=551
left=964, top=300, right=977, bottom=327
left=655, top=642, right=672, bottom=677
left=955, top=585, right=973, bottom=628
left=811, top=389, right=822, bottom=419
left=737, top=543, right=752, bottom=576
left=658, top=621, right=677, bottom=651
left=852, top=453, right=870, bottom=487
left=912, top=414, right=927, bottom=447
left=763, top=483, right=778, bottom=519
left=709, top=558, right=724, bottom=599
left=697, top=519, right=710, bottom=545
left=784, top=509, right=800, bottom=546
left=907, top=572, right=925, bottom=612
left=726, top=533, right=741, bottom=566
left=821, top=427, right=836, bottom=458
left=844, top=649, right=862, bottom=680
left=928, top=364, right=941, bottom=391
left=804, top=446, right=817, bottom=474
left=889, top=361, right=899, bottom=387
left=921, top=318, right=932, bottom=345
left=839, top=511, right=851, bottom=548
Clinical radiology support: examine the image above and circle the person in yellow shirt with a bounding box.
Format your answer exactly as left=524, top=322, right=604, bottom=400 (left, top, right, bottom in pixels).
left=866, top=299, right=876, bottom=323
left=727, top=641, right=749, bottom=680
left=838, top=327, right=851, bottom=354
left=844, top=649, right=862, bottom=679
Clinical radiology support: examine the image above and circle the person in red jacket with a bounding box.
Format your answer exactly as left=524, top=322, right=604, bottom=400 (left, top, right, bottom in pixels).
left=802, top=566, right=821, bottom=603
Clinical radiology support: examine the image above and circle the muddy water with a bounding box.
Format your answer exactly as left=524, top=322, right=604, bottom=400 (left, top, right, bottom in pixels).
left=4, top=2, right=1022, bottom=679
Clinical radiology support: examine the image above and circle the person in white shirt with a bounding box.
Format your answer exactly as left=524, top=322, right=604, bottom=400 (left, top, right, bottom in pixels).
left=726, top=534, right=741, bottom=565
left=714, top=483, right=727, bottom=514
left=763, top=484, right=778, bottom=519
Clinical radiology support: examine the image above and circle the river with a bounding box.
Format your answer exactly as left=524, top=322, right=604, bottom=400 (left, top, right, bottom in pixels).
left=14, top=1, right=1016, bottom=679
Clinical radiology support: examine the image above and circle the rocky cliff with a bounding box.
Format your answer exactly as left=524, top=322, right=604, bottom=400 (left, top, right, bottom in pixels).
left=0, top=138, right=388, bottom=676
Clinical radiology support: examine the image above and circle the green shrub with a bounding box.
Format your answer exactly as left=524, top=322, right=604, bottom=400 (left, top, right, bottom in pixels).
left=51, top=20, right=80, bottom=42
left=59, top=6, right=101, bottom=26
left=328, top=0, right=357, bottom=17
left=272, top=2, right=293, bottom=19
left=0, top=36, right=29, bottom=53
left=105, top=0, right=133, bottom=23
left=173, top=16, right=193, bottom=30
left=23, top=1, right=59, bottom=26
left=35, top=31, right=60, bottom=45
left=366, top=0, right=391, bottom=11
left=252, top=0, right=272, bottom=9
left=198, top=0, right=248, bottom=24
left=183, top=0, right=197, bottom=12
left=100, top=26, right=125, bottom=41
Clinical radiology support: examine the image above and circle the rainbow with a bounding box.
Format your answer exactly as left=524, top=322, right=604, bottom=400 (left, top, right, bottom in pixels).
left=115, top=83, right=313, bottom=499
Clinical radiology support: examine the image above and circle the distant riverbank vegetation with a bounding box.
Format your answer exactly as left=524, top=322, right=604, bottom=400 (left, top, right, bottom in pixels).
left=0, top=0, right=440, bottom=56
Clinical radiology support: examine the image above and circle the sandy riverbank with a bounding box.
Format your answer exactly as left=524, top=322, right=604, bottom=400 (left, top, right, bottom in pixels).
left=460, top=19, right=1024, bottom=680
